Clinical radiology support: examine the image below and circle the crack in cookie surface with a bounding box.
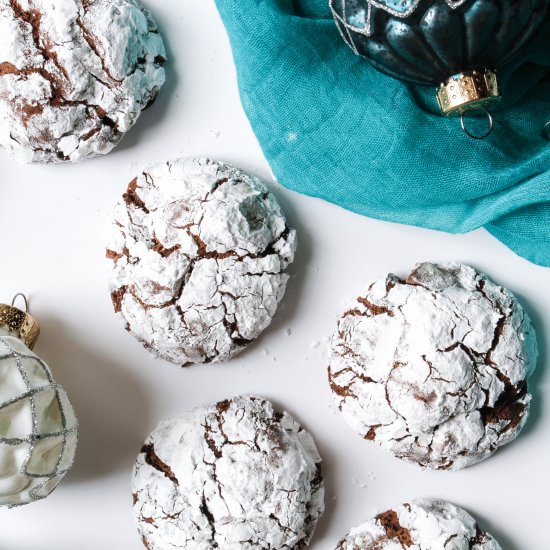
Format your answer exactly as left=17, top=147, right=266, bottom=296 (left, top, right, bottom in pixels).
left=132, top=396, right=324, bottom=550
left=107, top=158, right=297, bottom=366
left=328, top=262, right=538, bottom=471
left=0, top=0, right=166, bottom=163
left=335, top=500, right=501, bottom=549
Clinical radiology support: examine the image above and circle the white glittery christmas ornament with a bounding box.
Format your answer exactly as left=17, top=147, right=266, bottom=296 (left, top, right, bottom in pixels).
left=0, top=295, right=78, bottom=507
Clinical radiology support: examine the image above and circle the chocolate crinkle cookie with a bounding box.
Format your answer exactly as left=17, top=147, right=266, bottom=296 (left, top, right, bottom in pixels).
left=328, top=262, right=538, bottom=471
left=0, top=0, right=166, bottom=163
left=132, top=395, right=324, bottom=550
left=107, top=158, right=297, bottom=366
left=336, top=500, right=502, bottom=549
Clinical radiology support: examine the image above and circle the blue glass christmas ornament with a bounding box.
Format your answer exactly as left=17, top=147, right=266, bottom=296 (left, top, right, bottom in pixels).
left=330, top=0, right=549, bottom=137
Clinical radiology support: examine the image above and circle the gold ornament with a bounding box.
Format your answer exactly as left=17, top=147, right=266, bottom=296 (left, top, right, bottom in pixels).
left=0, top=294, right=40, bottom=349
left=437, top=69, right=501, bottom=116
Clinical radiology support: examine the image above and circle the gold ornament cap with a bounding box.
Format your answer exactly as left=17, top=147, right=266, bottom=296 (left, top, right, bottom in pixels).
left=437, top=68, right=501, bottom=116
left=0, top=294, right=40, bottom=350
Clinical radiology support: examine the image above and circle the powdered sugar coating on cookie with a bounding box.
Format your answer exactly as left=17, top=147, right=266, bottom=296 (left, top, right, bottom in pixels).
left=336, top=499, right=501, bottom=549
left=107, top=158, right=297, bottom=366
left=132, top=395, right=324, bottom=550
left=0, top=0, right=166, bottom=163
left=328, top=262, right=538, bottom=471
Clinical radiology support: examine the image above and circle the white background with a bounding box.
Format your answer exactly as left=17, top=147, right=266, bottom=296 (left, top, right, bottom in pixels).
left=1, top=1, right=549, bottom=548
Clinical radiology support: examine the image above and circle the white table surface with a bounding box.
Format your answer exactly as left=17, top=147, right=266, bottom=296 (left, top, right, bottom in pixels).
left=1, top=1, right=549, bottom=548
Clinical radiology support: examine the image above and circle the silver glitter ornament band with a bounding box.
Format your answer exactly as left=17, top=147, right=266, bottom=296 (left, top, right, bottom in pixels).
left=330, top=0, right=469, bottom=43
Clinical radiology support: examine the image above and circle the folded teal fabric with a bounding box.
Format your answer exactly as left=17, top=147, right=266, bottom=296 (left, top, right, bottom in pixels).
left=214, top=0, right=550, bottom=266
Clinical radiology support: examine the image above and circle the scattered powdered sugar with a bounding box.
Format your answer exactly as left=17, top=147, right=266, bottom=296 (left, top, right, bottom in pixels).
left=351, top=470, right=375, bottom=489
left=328, top=262, right=538, bottom=471
left=336, top=500, right=502, bottom=549
left=0, top=0, right=166, bottom=163
left=107, top=158, right=297, bottom=366
left=351, top=475, right=368, bottom=489
left=132, top=395, right=324, bottom=549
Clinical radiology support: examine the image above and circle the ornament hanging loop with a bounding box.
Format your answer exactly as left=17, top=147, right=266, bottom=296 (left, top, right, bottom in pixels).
left=11, top=293, right=29, bottom=312
left=460, top=107, right=493, bottom=140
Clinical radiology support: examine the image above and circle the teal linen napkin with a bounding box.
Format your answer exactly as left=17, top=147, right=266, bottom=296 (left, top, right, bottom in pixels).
left=214, top=0, right=550, bottom=266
